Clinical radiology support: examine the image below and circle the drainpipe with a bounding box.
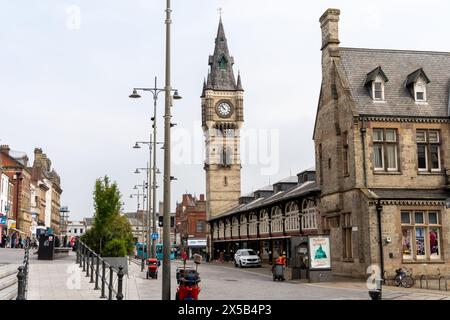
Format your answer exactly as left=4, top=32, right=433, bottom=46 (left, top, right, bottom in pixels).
left=375, top=199, right=384, bottom=278
left=360, top=117, right=368, bottom=187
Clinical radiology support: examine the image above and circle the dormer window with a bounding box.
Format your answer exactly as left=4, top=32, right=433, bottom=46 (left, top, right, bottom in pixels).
left=365, top=66, right=388, bottom=101
left=373, top=81, right=383, bottom=100
left=415, top=82, right=426, bottom=101
left=406, top=68, right=430, bottom=103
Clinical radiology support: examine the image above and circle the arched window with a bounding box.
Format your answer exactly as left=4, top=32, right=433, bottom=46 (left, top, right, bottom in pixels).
left=225, top=219, right=231, bottom=238
left=249, top=213, right=257, bottom=235
left=232, top=217, right=239, bottom=237
left=301, top=199, right=317, bottom=230
left=285, top=202, right=299, bottom=231
left=240, top=215, right=248, bottom=237
left=259, top=210, right=269, bottom=234
left=219, top=221, right=224, bottom=238
left=271, top=207, right=283, bottom=233
left=219, top=146, right=233, bottom=166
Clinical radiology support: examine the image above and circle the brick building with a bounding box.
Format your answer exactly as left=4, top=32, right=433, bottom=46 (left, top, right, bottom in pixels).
left=30, top=148, right=63, bottom=234
left=0, top=145, right=32, bottom=238
left=314, top=9, right=450, bottom=278
left=175, top=194, right=207, bottom=257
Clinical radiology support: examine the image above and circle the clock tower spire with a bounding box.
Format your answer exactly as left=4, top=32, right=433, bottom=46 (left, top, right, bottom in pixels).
left=202, top=18, right=244, bottom=221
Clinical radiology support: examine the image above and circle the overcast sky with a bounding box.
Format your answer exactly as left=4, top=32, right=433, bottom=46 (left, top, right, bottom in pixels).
left=1, top=0, right=449, bottom=221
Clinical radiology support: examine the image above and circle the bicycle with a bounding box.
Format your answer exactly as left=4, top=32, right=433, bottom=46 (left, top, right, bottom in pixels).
left=393, top=268, right=415, bottom=288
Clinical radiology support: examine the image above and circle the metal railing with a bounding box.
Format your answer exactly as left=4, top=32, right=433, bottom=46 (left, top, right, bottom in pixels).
left=16, top=240, right=30, bottom=300
left=76, top=240, right=125, bottom=300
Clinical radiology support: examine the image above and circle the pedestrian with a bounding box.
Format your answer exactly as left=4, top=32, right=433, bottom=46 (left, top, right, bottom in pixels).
left=11, top=232, right=16, bottom=248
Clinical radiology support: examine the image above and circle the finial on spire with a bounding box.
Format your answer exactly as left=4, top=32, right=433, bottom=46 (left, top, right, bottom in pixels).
left=236, top=70, right=243, bottom=91
left=218, top=7, right=223, bottom=19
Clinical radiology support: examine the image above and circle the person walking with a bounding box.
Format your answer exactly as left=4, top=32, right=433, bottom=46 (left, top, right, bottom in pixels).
left=11, top=232, right=16, bottom=248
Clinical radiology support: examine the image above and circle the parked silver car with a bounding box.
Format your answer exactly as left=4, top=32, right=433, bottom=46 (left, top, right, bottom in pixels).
left=234, top=249, right=262, bottom=268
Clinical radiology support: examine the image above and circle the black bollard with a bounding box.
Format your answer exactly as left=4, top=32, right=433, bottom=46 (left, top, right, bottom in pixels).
left=86, top=251, right=90, bottom=277
left=116, top=266, right=124, bottom=300
left=100, top=260, right=106, bottom=299
left=16, top=266, right=26, bottom=300
left=141, top=258, right=144, bottom=272
left=95, top=255, right=100, bottom=290
left=82, top=246, right=86, bottom=271
left=108, top=266, right=113, bottom=300
left=90, top=252, right=94, bottom=283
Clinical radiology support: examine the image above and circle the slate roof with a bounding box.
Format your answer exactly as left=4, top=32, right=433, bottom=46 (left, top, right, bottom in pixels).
left=205, top=18, right=240, bottom=92
left=339, top=47, right=450, bottom=117
left=255, top=184, right=273, bottom=192
left=209, top=181, right=320, bottom=221
left=369, top=188, right=450, bottom=200
left=275, top=176, right=298, bottom=184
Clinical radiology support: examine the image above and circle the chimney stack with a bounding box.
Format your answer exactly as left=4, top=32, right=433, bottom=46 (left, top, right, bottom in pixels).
left=200, top=194, right=205, bottom=202
left=0, top=145, right=10, bottom=155
left=319, top=8, right=340, bottom=51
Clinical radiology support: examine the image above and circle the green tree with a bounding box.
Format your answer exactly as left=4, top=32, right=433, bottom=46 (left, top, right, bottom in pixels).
left=81, top=176, right=133, bottom=257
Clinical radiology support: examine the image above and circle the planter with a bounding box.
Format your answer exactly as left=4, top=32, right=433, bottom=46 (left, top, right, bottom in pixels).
left=102, top=257, right=128, bottom=275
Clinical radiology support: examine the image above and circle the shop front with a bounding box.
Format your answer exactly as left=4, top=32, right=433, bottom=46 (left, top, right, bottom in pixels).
left=187, top=238, right=207, bottom=260
left=0, top=215, right=7, bottom=246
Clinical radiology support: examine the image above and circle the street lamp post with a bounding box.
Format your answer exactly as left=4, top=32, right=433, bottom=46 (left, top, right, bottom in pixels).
left=130, top=0, right=181, bottom=300
left=133, top=141, right=164, bottom=259
left=130, top=190, right=145, bottom=244
left=133, top=183, right=147, bottom=245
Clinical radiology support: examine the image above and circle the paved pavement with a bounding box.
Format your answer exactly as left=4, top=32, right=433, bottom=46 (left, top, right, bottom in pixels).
left=129, top=260, right=450, bottom=300
left=27, top=251, right=102, bottom=300
left=0, top=248, right=26, bottom=265
left=16, top=251, right=450, bottom=300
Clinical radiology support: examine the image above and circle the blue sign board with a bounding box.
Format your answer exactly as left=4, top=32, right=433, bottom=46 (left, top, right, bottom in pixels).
left=151, top=233, right=159, bottom=240
left=0, top=216, right=6, bottom=225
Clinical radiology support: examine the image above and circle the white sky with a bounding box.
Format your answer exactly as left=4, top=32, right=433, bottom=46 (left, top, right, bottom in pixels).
left=1, top=0, right=449, bottom=220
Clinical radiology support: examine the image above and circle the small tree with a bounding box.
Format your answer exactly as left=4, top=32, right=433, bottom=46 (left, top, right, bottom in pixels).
left=82, top=176, right=133, bottom=257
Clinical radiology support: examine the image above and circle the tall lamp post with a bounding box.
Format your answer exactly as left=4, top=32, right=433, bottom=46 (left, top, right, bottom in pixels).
left=133, top=183, right=148, bottom=245
left=130, top=190, right=145, bottom=244
left=134, top=163, right=162, bottom=258
left=130, top=0, right=181, bottom=300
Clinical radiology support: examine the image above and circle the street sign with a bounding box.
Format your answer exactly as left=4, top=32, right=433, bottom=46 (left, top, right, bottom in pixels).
left=151, top=233, right=159, bottom=240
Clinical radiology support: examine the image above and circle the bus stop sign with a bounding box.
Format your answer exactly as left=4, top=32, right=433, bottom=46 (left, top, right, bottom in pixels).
left=151, top=233, right=159, bottom=240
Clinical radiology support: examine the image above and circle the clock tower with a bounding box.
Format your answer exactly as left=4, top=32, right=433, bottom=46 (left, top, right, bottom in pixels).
left=202, top=18, right=244, bottom=220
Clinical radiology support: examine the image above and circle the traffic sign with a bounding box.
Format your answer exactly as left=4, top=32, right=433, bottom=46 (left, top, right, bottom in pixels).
left=151, top=233, right=159, bottom=240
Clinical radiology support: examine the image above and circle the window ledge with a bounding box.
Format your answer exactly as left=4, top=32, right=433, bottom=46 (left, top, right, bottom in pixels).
left=417, top=172, right=444, bottom=176
left=402, top=260, right=445, bottom=264
left=372, top=100, right=386, bottom=103
left=373, top=171, right=402, bottom=175
left=342, top=259, right=354, bottom=263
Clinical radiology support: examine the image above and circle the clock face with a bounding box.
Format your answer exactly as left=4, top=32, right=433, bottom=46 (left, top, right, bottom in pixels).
left=216, top=102, right=233, bottom=117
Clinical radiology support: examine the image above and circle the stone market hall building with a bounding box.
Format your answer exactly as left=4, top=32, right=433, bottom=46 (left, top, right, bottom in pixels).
left=208, top=169, right=320, bottom=272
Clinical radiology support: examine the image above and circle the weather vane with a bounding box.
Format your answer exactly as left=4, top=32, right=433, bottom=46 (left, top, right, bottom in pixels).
left=218, top=7, right=223, bottom=18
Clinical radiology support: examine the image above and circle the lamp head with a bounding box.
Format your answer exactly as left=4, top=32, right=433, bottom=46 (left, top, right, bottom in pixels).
left=129, top=89, right=142, bottom=99
left=173, top=90, right=182, bottom=100
left=133, top=142, right=141, bottom=149
left=134, top=169, right=140, bottom=174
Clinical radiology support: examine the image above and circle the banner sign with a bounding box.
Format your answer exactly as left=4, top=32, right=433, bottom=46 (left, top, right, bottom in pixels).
left=0, top=215, right=6, bottom=225
left=308, top=235, right=331, bottom=270
left=7, top=219, right=16, bottom=229
left=187, top=239, right=207, bottom=247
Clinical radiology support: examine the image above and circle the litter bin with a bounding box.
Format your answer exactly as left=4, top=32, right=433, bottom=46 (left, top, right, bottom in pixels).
left=38, top=233, right=55, bottom=260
